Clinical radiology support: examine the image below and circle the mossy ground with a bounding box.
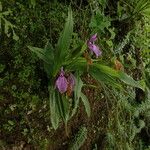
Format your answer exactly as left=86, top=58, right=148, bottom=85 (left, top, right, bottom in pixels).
left=0, top=0, right=150, bottom=149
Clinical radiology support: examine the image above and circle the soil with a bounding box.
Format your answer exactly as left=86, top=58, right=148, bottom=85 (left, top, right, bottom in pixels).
left=0, top=75, right=109, bottom=150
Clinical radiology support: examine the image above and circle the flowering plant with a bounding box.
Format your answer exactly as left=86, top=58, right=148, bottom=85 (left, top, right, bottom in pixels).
left=28, top=9, right=143, bottom=130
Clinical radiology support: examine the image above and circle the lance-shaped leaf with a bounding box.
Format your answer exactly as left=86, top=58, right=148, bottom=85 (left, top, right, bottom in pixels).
left=70, top=42, right=87, bottom=60
left=71, top=72, right=83, bottom=117
left=56, top=8, right=73, bottom=59
left=28, top=43, right=54, bottom=77
left=53, top=8, right=73, bottom=76
left=49, top=87, right=60, bottom=130
left=89, top=63, right=144, bottom=90
left=80, top=93, right=91, bottom=117
left=89, top=64, right=122, bottom=89
left=28, top=42, right=54, bottom=64
left=28, top=46, right=50, bottom=63
left=95, top=64, right=144, bottom=89
left=118, top=71, right=144, bottom=90
left=56, top=92, right=70, bottom=122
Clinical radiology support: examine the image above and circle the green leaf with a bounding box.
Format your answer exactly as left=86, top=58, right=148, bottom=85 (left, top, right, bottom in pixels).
left=30, top=0, right=36, bottom=8
left=75, top=74, right=83, bottom=100
left=133, top=0, right=149, bottom=14
left=56, top=93, right=70, bottom=122
left=117, top=1, right=122, bottom=18
left=28, top=46, right=50, bottom=64
left=118, top=71, right=144, bottom=90
left=53, top=9, right=73, bottom=76
left=12, top=29, right=19, bottom=41
left=70, top=43, right=87, bottom=60
left=62, top=96, right=70, bottom=122
left=28, top=45, right=54, bottom=77
left=44, top=41, right=54, bottom=62
left=80, top=93, right=91, bottom=117
left=98, top=0, right=107, bottom=9
left=8, top=120, right=14, bottom=126
left=89, top=63, right=144, bottom=90
left=93, top=64, right=120, bottom=78
left=89, top=64, right=122, bottom=89
left=89, top=11, right=111, bottom=32
left=142, top=8, right=150, bottom=17
left=68, top=126, right=87, bottom=150
left=0, top=64, right=5, bottom=73
left=66, top=57, right=87, bottom=72
left=49, top=87, right=60, bottom=130
left=56, top=8, right=73, bottom=62
left=43, top=41, right=54, bottom=76
left=71, top=72, right=83, bottom=117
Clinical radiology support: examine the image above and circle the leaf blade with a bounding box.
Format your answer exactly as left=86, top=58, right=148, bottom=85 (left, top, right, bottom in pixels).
left=49, top=87, right=60, bottom=130
left=80, top=93, right=91, bottom=117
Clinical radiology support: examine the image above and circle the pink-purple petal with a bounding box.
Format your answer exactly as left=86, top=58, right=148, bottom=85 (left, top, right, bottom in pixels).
left=88, top=44, right=102, bottom=58
left=56, top=76, right=68, bottom=94
left=89, top=33, right=97, bottom=42
left=55, top=67, right=68, bottom=94
left=68, top=73, right=75, bottom=91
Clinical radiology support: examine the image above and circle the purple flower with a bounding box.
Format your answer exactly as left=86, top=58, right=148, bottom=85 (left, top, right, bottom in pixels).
left=87, top=33, right=102, bottom=58
left=89, top=33, right=97, bottom=42
left=55, top=67, right=68, bottom=94
left=88, top=44, right=102, bottom=58
left=68, top=73, right=75, bottom=91
left=66, top=73, right=75, bottom=96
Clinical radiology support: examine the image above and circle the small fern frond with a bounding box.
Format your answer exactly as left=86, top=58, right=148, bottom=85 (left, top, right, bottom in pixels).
left=115, top=32, right=130, bottom=54
left=68, top=126, right=87, bottom=150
